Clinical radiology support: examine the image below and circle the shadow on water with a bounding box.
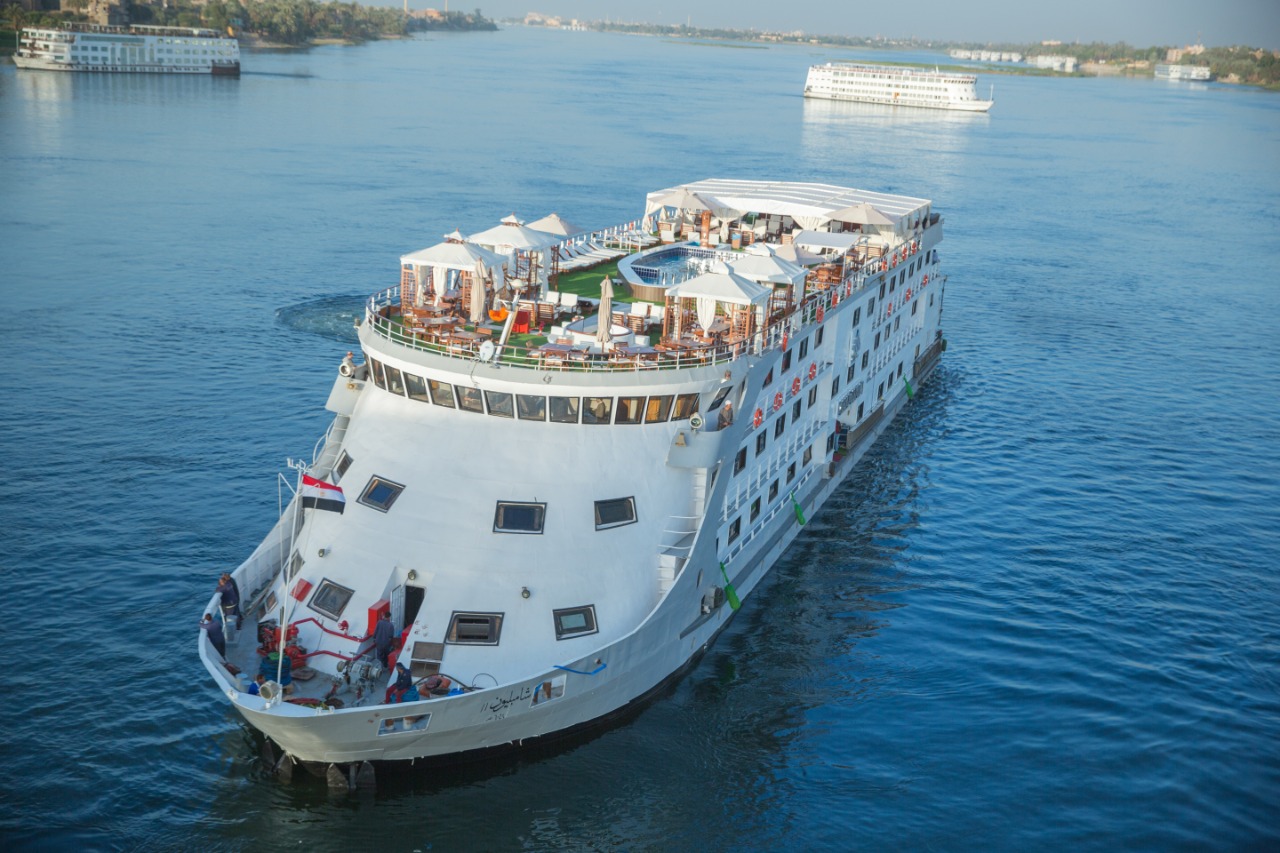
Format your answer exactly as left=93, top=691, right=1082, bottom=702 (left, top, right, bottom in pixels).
left=240, top=70, right=317, bottom=79
left=274, top=295, right=364, bottom=344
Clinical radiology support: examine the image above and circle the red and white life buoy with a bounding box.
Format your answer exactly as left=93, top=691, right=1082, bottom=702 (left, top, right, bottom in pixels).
left=808, top=362, right=817, bottom=381
left=817, top=306, right=825, bottom=323
left=905, top=288, right=913, bottom=300
left=887, top=301, right=894, bottom=315
left=923, top=274, right=929, bottom=286
left=753, top=408, right=764, bottom=428
left=782, top=333, right=789, bottom=350
left=773, top=392, right=784, bottom=411
left=792, top=377, right=801, bottom=395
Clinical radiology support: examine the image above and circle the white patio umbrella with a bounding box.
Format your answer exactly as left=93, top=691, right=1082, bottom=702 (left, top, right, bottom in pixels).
left=821, top=202, right=898, bottom=227
left=596, top=276, right=615, bottom=346
left=527, top=212, right=586, bottom=237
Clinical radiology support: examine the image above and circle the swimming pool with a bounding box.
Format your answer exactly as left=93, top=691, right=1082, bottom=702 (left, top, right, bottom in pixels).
left=617, top=242, right=738, bottom=300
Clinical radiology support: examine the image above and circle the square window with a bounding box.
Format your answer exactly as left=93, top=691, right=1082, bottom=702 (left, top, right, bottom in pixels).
left=645, top=396, right=673, bottom=422
left=517, top=395, right=546, bottom=420
left=750, top=497, right=761, bottom=521
left=549, top=396, right=580, bottom=424
left=583, top=397, right=613, bottom=424
left=494, top=501, right=545, bottom=533
left=455, top=386, right=484, bottom=413
left=774, top=413, right=786, bottom=438
left=733, top=447, right=747, bottom=475
left=672, top=394, right=700, bottom=421
left=447, top=611, right=503, bottom=645
left=728, top=517, right=741, bottom=543
left=384, top=366, right=406, bottom=396
left=428, top=379, right=455, bottom=407
left=359, top=476, right=405, bottom=513
left=615, top=397, right=644, bottom=424
left=485, top=390, right=514, bottom=418
left=595, top=497, right=637, bottom=530
left=334, top=450, right=353, bottom=483
left=404, top=372, right=430, bottom=403
left=755, top=432, right=767, bottom=456
left=308, top=579, right=354, bottom=620
left=553, top=605, right=598, bottom=640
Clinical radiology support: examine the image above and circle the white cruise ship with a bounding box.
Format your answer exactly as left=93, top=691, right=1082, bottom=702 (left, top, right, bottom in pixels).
left=14, top=23, right=241, bottom=76
left=804, top=62, right=993, bottom=112
left=199, top=179, right=949, bottom=785
left=1154, top=63, right=1212, bottom=81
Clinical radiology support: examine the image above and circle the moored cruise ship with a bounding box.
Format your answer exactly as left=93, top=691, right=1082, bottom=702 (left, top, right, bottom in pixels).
left=1154, top=63, right=1212, bottom=81
left=804, top=62, right=993, bottom=112
left=14, top=23, right=240, bottom=75
left=198, top=179, right=950, bottom=785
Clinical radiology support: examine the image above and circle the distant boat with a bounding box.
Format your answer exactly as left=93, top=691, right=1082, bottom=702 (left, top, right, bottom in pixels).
left=804, top=62, right=993, bottom=112
left=14, top=23, right=240, bottom=76
left=1154, top=64, right=1212, bottom=81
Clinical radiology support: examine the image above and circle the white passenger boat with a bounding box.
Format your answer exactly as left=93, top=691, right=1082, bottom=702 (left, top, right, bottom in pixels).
left=199, top=179, right=950, bottom=781
left=1154, top=63, right=1212, bottom=81
left=804, top=62, right=993, bottom=112
left=14, top=23, right=240, bottom=75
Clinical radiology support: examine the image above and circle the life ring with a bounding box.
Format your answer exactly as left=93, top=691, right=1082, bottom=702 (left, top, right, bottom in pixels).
left=816, top=306, right=825, bottom=323
left=808, top=362, right=817, bottom=381
left=887, top=301, right=894, bottom=315
left=773, top=392, right=784, bottom=411
left=923, top=274, right=929, bottom=285
left=905, top=288, right=912, bottom=300
left=791, top=377, right=801, bottom=395
left=782, top=333, right=789, bottom=350
left=753, top=408, right=764, bottom=428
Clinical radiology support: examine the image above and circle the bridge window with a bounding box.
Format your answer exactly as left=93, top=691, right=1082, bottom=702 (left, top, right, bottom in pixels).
left=308, top=579, right=354, bottom=620
left=494, top=501, right=545, bottom=534
left=595, top=497, right=637, bottom=530
left=447, top=611, right=503, bottom=645
left=553, top=605, right=598, bottom=640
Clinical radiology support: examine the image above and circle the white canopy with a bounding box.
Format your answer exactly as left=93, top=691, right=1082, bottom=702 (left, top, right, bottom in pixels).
left=820, top=202, right=898, bottom=227
left=468, top=219, right=561, bottom=252
left=766, top=242, right=828, bottom=267
left=792, top=230, right=863, bottom=252
left=401, top=240, right=508, bottom=272
left=646, top=179, right=930, bottom=232
left=666, top=264, right=773, bottom=306
left=527, top=212, right=587, bottom=237
left=723, top=251, right=806, bottom=286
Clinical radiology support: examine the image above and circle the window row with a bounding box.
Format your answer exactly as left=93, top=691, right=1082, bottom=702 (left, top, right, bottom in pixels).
left=446, top=605, right=598, bottom=644
left=494, top=497, right=636, bottom=533
left=368, top=358, right=700, bottom=425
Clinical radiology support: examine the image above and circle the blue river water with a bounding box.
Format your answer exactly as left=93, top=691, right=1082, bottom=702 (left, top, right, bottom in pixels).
left=2, top=27, right=1278, bottom=851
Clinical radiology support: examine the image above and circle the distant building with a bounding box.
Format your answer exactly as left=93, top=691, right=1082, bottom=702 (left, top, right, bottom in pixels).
left=1166, top=44, right=1206, bottom=62
left=1030, top=54, right=1077, bottom=72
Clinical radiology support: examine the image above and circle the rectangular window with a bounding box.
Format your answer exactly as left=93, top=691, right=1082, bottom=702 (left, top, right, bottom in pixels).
left=485, top=390, right=514, bottom=418
left=874, top=331, right=881, bottom=350
left=517, top=394, right=546, bottom=421
left=672, top=394, right=699, bottom=421
left=878, top=282, right=886, bottom=299
left=615, top=397, right=644, bottom=424
left=428, top=379, right=455, bottom=407
left=755, top=432, right=767, bottom=456
left=370, top=358, right=387, bottom=390
left=404, top=372, right=430, bottom=403
left=308, top=579, right=354, bottom=620
left=894, top=316, right=901, bottom=331
left=595, top=497, right=637, bottom=530
left=708, top=387, right=731, bottom=412
left=808, top=387, right=818, bottom=407
left=799, top=338, right=809, bottom=359
left=847, top=365, right=855, bottom=382
left=782, top=349, right=792, bottom=371
left=384, top=366, right=406, bottom=396
left=898, top=362, right=904, bottom=378
left=803, top=446, right=813, bottom=465
left=868, top=297, right=875, bottom=315
left=553, top=605, right=598, bottom=640
left=861, top=351, right=870, bottom=369
left=334, top=450, right=353, bottom=483
left=728, top=517, right=741, bottom=543
left=774, top=413, right=786, bottom=438
left=762, top=368, right=774, bottom=387
left=832, top=377, right=840, bottom=396
left=455, top=386, right=484, bottom=413
left=912, top=300, right=918, bottom=315
left=750, top=497, right=761, bottom=521
left=857, top=402, right=864, bottom=420
left=815, top=326, right=824, bottom=347
left=878, top=382, right=885, bottom=399
left=494, top=501, right=545, bottom=534
left=792, top=400, right=802, bottom=421
left=787, top=462, right=796, bottom=483
left=446, top=611, right=503, bottom=645
left=582, top=397, right=613, bottom=425
left=359, top=476, right=405, bottom=512
left=549, top=396, right=580, bottom=424
left=733, top=447, right=747, bottom=475
left=769, top=480, right=779, bottom=501
left=852, top=307, right=861, bottom=326
left=645, top=396, right=673, bottom=423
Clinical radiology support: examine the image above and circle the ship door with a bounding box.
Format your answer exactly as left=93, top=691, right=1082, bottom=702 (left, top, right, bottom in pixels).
left=403, top=584, right=425, bottom=626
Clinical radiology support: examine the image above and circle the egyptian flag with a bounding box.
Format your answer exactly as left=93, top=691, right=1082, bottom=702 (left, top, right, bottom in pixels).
left=301, top=474, right=345, bottom=513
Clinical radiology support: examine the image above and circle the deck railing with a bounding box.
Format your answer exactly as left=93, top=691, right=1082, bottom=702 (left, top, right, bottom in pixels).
left=364, top=259, right=875, bottom=374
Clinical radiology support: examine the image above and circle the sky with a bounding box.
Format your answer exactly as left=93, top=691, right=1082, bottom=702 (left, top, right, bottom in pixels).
left=423, top=0, right=1280, bottom=51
